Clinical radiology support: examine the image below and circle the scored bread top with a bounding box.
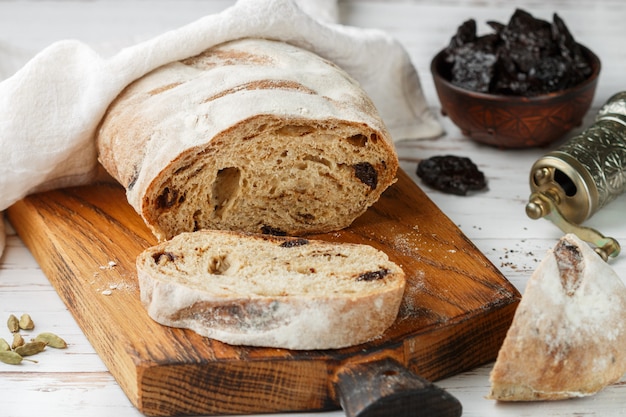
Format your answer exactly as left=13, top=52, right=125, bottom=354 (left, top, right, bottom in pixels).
left=99, top=38, right=391, bottom=189
left=136, top=230, right=406, bottom=350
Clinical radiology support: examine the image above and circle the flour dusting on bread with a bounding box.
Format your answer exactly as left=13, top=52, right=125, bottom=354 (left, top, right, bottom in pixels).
left=489, top=233, right=626, bottom=401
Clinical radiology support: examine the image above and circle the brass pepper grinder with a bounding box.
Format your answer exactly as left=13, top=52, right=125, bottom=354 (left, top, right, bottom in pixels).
left=526, top=91, right=626, bottom=261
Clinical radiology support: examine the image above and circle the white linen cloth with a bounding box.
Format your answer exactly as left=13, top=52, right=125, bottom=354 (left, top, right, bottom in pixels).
left=0, top=0, right=442, bottom=258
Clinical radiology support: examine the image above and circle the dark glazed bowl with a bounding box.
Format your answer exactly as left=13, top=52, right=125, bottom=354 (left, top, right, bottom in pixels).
left=430, top=45, right=601, bottom=148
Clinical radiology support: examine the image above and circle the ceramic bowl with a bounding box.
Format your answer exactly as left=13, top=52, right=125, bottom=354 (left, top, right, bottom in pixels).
left=430, top=45, right=601, bottom=148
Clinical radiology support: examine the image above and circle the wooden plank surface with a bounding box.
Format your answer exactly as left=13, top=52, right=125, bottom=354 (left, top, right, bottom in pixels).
left=6, top=168, right=520, bottom=416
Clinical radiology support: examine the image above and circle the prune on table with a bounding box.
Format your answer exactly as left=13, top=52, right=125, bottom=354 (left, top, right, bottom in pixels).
left=416, top=155, right=487, bottom=196
left=443, top=9, right=592, bottom=96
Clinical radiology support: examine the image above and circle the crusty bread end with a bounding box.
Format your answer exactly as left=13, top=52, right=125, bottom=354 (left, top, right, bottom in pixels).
left=488, top=234, right=626, bottom=401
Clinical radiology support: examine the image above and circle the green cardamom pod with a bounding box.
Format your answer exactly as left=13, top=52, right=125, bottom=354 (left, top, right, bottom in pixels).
left=7, top=314, right=19, bottom=333
left=14, top=341, right=46, bottom=357
left=11, top=333, right=25, bottom=350
left=0, top=338, right=10, bottom=352
left=18, top=314, right=35, bottom=330
left=0, top=350, right=23, bottom=365
left=34, top=332, right=67, bottom=349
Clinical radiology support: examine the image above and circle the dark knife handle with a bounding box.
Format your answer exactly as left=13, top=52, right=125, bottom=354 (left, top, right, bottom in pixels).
left=333, top=357, right=462, bottom=417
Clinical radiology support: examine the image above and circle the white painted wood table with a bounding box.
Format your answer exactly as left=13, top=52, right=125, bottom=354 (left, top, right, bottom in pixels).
left=1, top=1, right=626, bottom=416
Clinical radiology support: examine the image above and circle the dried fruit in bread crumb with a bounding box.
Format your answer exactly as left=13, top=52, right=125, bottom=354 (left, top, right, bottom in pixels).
left=357, top=269, right=391, bottom=282
left=353, top=162, right=378, bottom=189
left=279, top=238, right=310, bottom=248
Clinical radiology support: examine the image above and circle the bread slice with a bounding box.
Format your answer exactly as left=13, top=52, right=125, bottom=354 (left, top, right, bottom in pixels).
left=97, top=38, right=398, bottom=241
left=488, top=233, right=626, bottom=401
left=136, top=230, right=405, bottom=350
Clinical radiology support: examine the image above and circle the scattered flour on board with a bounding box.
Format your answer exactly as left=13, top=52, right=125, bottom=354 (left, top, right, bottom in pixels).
left=99, top=260, right=117, bottom=269
left=99, top=280, right=138, bottom=296
left=397, top=269, right=427, bottom=319
left=92, top=260, right=138, bottom=295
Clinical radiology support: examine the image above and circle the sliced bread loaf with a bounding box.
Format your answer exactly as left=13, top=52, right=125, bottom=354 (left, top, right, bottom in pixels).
left=136, top=230, right=406, bottom=350
left=97, top=38, right=398, bottom=241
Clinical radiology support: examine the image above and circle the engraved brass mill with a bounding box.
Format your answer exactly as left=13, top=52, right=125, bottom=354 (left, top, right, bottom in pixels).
left=526, top=91, right=626, bottom=261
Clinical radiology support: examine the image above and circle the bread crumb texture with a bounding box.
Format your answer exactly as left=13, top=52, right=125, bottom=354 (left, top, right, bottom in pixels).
left=489, top=233, right=626, bottom=401
left=136, top=230, right=405, bottom=350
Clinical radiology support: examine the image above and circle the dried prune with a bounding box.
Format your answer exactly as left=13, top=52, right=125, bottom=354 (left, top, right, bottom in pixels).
left=261, top=225, right=287, bottom=236
left=444, top=9, right=592, bottom=96
left=446, top=20, right=498, bottom=93
left=353, top=162, right=378, bottom=190
left=279, top=238, right=310, bottom=248
left=152, top=251, right=176, bottom=264
left=416, top=155, right=487, bottom=196
left=156, top=187, right=183, bottom=209
left=357, top=269, right=390, bottom=282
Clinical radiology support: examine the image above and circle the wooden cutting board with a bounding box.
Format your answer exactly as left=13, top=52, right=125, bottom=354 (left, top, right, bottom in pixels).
left=6, top=168, right=520, bottom=416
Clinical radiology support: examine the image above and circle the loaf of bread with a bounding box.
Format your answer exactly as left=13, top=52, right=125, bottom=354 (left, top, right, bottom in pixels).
left=136, top=230, right=405, bottom=350
left=97, top=38, right=398, bottom=241
left=488, top=234, right=626, bottom=401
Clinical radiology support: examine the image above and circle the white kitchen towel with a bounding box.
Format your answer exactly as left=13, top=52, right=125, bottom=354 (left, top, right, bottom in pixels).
left=0, top=0, right=442, bottom=258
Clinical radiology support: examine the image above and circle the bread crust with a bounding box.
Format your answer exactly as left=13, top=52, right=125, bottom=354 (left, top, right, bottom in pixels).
left=136, top=230, right=405, bottom=350
left=488, top=234, right=626, bottom=401
left=97, top=38, right=398, bottom=241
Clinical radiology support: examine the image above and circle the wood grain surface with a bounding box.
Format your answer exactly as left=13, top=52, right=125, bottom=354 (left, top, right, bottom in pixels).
left=6, top=168, right=519, bottom=416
